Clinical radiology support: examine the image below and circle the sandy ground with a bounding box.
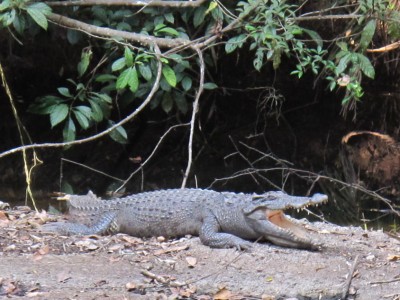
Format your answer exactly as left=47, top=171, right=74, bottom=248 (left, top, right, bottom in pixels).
left=0, top=206, right=399, bottom=300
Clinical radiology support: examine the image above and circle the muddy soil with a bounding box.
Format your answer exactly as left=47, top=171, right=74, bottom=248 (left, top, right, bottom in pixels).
left=0, top=206, right=399, bottom=300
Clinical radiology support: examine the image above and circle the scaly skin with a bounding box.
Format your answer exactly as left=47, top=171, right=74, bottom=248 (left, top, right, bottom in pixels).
left=42, top=189, right=328, bottom=250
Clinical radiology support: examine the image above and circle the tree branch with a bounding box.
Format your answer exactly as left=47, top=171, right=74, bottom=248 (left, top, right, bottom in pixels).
left=46, top=13, right=191, bottom=49
left=46, top=0, right=207, bottom=7
left=181, top=46, right=204, bottom=188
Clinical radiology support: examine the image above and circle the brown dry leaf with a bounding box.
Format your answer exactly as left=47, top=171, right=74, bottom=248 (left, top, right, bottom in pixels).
left=33, top=245, right=50, bottom=261
left=261, top=294, right=275, bottom=300
left=213, top=287, right=232, bottom=300
left=120, top=235, right=142, bottom=245
left=26, top=292, right=47, bottom=297
left=75, top=240, right=99, bottom=251
left=185, top=256, right=197, bottom=268
left=387, top=254, right=400, bottom=261
left=154, top=244, right=189, bottom=255
left=0, top=279, right=17, bottom=295
left=108, top=244, right=124, bottom=252
left=0, top=211, right=10, bottom=227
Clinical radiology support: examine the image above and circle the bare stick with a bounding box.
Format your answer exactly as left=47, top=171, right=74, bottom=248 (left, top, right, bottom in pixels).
left=341, top=255, right=359, bottom=299
left=0, top=45, right=162, bottom=160
left=181, top=47, right=204, bottom=188
left=46, top=0, right=207, bottom=7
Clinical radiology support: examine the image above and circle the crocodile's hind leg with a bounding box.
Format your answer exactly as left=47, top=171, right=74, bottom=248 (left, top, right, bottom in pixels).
left=199, top=215, right=253, bottom=250
left=41, top=212, right=118, bottom=236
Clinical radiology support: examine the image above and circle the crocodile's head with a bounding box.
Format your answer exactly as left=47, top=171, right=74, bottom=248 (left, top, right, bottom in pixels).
left=244, top=191, right=328, bottom=250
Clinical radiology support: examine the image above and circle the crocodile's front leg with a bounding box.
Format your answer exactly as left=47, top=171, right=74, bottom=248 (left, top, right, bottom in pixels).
left=199, top=214, right=253, bottom=250
left=42, top=212, right=118, bottom=236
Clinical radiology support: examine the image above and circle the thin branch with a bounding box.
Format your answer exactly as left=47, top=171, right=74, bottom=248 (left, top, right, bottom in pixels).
left=46, top=13, right=190, bottom=49
left=181, top=46, right=204, bottom=188
left=46, top=0, right=207, bottom=8
left=0, top=45, right=163, bottom=159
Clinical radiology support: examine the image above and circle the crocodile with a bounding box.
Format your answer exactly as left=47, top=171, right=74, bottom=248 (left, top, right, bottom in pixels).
left=42, top=189, right=328, bottom=250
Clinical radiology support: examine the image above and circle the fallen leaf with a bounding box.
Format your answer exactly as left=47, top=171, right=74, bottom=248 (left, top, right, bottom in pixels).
left=387, top=254, right=400, bottom=261
left=154, top=244, right=189, bottom=255
left=185, top=256, right=197, bottom=267
left=213, top=287, right=232, bottom=300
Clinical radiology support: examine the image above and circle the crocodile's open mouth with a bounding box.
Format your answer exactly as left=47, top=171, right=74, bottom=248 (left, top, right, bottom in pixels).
left=265, top=210, right=310, bottom=241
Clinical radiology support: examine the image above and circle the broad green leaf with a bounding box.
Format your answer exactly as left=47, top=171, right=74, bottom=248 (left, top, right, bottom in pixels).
left=57, top=87, right=72, bottom=98
left=181, top=77, right=192, bottom=91
left=0, top=0, right=10, bottom=11
left=112, top=57, right=126, bottom=72
left=89, top=100, right=104, bottom=122
left=302, top=29, right=323, bottom=48
left=161, top=93, right=173, bottom=113
left=116, top=67, right=132, bottom=89
left=360, top=19, right=376, bottom=51
left=73, top=109, right=90, bottom=129
left=63, top=117, right=76, bottom=142
left=26, top=7, right=48, bottom=30
left=12, top=15, right=25, bottom=34
left=336, top=54, right=351, bottom=75
left=75, top=105, right=92, bottom=118
left=203, top=82, right=218, bottom=90
left=162, top=65, right=177, bottom=87
left=27, top=2, right=51, bottom=15
left=128, top=66, right=139, bottom=93
left=96, top=93, right=113, bottom=103
left=174, top=93, right=188, bottom=114
left=138, top=64, right=152, bottom=81
left=225, top=34, right=247, bottom=54
left=164, top=12, right=174, bottom=24
left=108, top=121, right=128, bottom=144
left=50, top=104, right=69, bottom=128
left=193, top=6, right=206, bottom=28
left=124, top=46, right=134, bottom=67
left=157, top=27, right=179, bottom=37
left=77, top=49, right=92, bottom=77
left=356, top=53, right=375, bottom=79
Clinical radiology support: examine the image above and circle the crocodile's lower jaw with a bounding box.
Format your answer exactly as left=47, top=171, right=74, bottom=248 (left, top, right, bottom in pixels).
left=265, top=210, right=317, bottom=249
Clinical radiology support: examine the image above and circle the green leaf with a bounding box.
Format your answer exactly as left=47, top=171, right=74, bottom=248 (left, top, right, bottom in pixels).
left=157, top=26, right=179, bottom=37
left=302, top=29, right=323, bottom=48
left=181, top=76, right=192, bottom=91
left=73, top=109, right=90, bottom=129
left=193, top=6, right=206, bottom=28
left=164, top=12, right=174, bottom=24
left=89, top=99, right=103, bottom=122
left=161, top=93, right=173, bottom=113
left=225, top=34, right=247, bottom=54
left=162, top=65, right=177, bottom=87
left=124, top=46, right=134, bottom=67
left=174, top=92, right=188, bottom=114
left=57, top=87, right=72, bottom=98
left=203, top=82, right=218, bottom=90
left=63, top=117, right=76, bottom=143
left=108, top=121, right=128, bottom=144
left=356, top=53, right=375, bottom=79
left=116, top=67, right=131, bottom=89
left=50, top=104, right=69, bottom=128
left=206, top=1, right=218, bottom=15
left=360, top=19, right=376, bottom=51
left=74, top=105, right=92, bottom=118
left=128, top=67, right=139, bottom=93
left=26, top=7, right=48, bottom=30
left=77, top=49, right=92, bottom=77
left=138, top=64, right=152, bottom=81
left=12, top=15, right=25, bottom=34
left=0, top=0, right=10, bottom=12
left=27, top=3, right=51, bottom=15
left=111, top=57, right=126, bottom=72
left=67, top=29, right=82, bottom=44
